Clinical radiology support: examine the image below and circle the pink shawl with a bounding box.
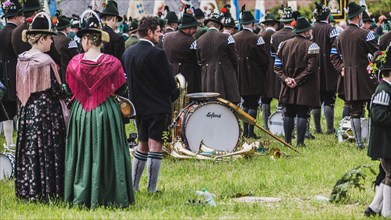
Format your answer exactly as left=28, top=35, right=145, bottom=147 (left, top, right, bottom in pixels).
left=66, top=54, right=126, bottom=112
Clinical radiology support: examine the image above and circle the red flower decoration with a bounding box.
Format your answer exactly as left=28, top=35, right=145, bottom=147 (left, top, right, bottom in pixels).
left=221, top=7, right=227, bottom=13
left=379, top=51, right=383, bottom=55
left=25, top=18, right=33, bottom=23
left=291, top=20, right=296, bottom=27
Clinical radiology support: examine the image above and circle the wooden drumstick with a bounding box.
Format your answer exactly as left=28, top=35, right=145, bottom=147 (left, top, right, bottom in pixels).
left=216, top=98, right=300, bottom=154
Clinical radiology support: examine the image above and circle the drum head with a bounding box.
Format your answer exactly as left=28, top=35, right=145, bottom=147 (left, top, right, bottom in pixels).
left=0, top=154, right=14, bottom=180
left=184, top=102, right=240, bottom=152
left=186, top=92, right=220, bottom=102
left=269, top=111, right=284, bottom=136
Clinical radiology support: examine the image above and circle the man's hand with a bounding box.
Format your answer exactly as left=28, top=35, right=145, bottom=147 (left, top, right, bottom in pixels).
left=341, top=67, right=345, bottom=77
left=285, top=77, right=297, bottom=88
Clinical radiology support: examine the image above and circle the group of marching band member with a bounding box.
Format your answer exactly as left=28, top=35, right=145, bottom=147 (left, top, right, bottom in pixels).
left=0, top=0, right=390, bottom=216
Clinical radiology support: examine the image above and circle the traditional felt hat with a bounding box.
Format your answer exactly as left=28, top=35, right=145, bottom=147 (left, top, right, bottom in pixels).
left=220, top=4, right=235, bottom=28
left=313, top=2, right=330, bottom=21
left=155, top=16, right=167, bottom=29
left=101, top=0, right=122, bottom=22
left=56, top=15, right=71, bottom=30
left=128, top=17, right=138, bottom=33
left=204, top=13, right=223, bottom=29
left=194, top=8, right=204, bottom=19
left=70, top=14, right=80, bottom=29
left=346, top=2, right=365, bottom=20
left=165, top=11, right=179, bottom=23
left=362, top=10, right=372, bottom=23
left=280, top=6, right=294, bottom=23
left=1, top=0, right=22, bottom=18
left=77, top=9, right=110, bottom=43
left=240, top=10, right=255, bottom=24
left=22, top=12, right=56, bottom=42
left=179, top=13, right=200, bottom=30
left=293, top=16, right=312, bottom=34
left=22, top=0, right=41, bottom=13
left=261, top=13, right=278, bottom=24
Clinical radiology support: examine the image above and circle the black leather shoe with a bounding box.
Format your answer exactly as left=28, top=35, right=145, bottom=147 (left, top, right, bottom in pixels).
left=364, top=207, right=377, bottom=217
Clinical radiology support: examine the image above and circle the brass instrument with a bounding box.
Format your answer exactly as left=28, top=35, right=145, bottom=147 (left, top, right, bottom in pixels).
left=171, top=72, right=188, bottom=124
left=268, top=147, right=283, bottom=159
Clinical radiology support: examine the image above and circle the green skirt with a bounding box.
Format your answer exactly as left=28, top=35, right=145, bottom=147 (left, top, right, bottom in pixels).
left=64, top=97, right=134, bottom=208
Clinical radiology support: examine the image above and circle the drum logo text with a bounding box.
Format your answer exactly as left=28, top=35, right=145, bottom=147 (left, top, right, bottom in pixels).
left=206, top=112, right=221, bottom=119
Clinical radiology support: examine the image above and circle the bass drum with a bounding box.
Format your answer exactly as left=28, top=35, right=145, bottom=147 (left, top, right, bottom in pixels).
left=175, top=101, right=240, bottom=153
left=269, top=111, right=284, bottom=136
left=0, top=153, right=15, bottom=180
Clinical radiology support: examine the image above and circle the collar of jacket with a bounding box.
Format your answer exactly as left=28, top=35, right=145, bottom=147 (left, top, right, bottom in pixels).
left=265, top=27, right=276, bottom=32
left=6, top=22, right=17, bottom=27
left=139, top=38, right=155, bottom=46
left=243, top=27, right=253, bottom=32
left=207, top=27, right=219, bottom=32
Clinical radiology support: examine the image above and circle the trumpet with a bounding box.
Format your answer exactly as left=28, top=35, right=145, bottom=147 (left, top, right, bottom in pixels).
left=268, top=147, right=284, bottom=159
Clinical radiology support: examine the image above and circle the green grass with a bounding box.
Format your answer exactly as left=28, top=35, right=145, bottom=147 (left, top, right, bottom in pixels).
left=0, top=98, right=380, bottom=219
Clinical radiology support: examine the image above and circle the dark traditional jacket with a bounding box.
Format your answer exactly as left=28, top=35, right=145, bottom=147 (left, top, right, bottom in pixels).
left=313, top=21, right=339, bottom=92
left=53, top=31, right=79, bottom=82
left=368, top=80, right=391, bottom=159
left=193, top=28, right=240, bottom=103
left=260, top=27, right=279, bottom=99
left=330, top=39, right=345, bottom=99
left=163, top=30, right=201, bottom=93
left=103, top=26, right=125, bottom=62
left=123, top=39, right=178, bottom=116
left=336, top=24, right=378, bottom=101
left=270, top=26, right=295, bottom=99
left=0, top=22, right=18, bottom=101
left=11, top=22, right=61, bottom=65
left=233, top=28, right=269, bottom=97
left=274, top=35, right=320, bottom=107
left=379, top=31, right=391, bottom=50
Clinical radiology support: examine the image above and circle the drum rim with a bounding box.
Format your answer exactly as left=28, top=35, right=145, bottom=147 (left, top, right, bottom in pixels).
left=186, top=92, right=220, bottom=99
left=182, top=101, right=241, bottom=152
left=0, top=153, right=15, bottom=179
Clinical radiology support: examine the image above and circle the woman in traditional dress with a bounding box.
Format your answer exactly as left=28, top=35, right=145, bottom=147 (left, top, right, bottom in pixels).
left=64, top=9, right=134, bottom=208
left=15, top=12, right=67, bottom=202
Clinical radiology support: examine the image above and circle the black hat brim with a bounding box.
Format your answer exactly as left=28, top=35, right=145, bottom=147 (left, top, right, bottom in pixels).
left=280, top=18, right=294, bottom=23
left=261, top=19, right=278, bottom=24
left=179, top=21, right=201, bottom=30
left=26, top=29, right=57, bottom=35
left=22, top=5, right=41, bottom=13
left=56, top=23, right=71, bottom=30
left=204, top=18, right=223, bottom=30
left=76, top=28, right=101, bottom=38
left=101, top=12, right=122, bottom=22
left=240, top=19, right=255, bottom=25
left=293, top=25, right=312, bottom=34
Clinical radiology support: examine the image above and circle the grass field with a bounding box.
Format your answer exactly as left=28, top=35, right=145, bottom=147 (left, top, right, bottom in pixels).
left=0, top=98, right=380, bottom=219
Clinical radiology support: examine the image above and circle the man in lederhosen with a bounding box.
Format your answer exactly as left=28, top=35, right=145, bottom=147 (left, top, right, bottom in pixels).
left=259, top=13, right=278, bottom=130
left=163, top=12, right=201, bottom=93
left=53, top=15, right=79, bottom=82
left=11, top=0, right=60, bottom=65
left=311, top=2, right=339, bottom=135
left=0, top=0, right=23, bottom=151
left=101, top=0, right=125, bottom=62
left=335, top=2, right=378, bottom=149
left=274, top=16, right=320, bottom=147
left=233, top=10, right=269, bottom=138
left=191, top=13, right=240, bottom=104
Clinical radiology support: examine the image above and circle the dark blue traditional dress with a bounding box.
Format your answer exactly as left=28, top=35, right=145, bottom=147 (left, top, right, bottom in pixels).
left=15, top=52, right=67, bottom=202
left=64, top=54, right=134, bottom=208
